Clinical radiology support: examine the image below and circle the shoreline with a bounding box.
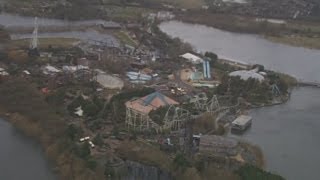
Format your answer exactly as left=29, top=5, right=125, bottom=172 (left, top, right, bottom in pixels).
left=173, top=13, right=320, bottom=50
left=0, top=107, right=59, bottom=178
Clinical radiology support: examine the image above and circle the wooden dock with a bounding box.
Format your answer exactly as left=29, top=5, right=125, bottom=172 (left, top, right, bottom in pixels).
left=297, top=81, right=320, bottom=88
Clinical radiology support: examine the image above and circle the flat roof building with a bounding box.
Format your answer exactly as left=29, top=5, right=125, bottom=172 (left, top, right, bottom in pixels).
left=231, top=115, right=252, bottom=132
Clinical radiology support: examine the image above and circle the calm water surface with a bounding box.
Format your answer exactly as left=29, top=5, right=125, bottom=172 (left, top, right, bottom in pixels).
left=0, top=119, right=56, bottom=180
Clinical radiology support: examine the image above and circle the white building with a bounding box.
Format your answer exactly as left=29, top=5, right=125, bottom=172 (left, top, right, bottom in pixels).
left=180, top=53, right=204, bottom=64
left=229, top=69, right=265, bottom=82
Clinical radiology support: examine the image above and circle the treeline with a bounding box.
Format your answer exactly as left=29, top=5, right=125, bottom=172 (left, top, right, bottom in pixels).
left=217, top=76, right=273, bottom=104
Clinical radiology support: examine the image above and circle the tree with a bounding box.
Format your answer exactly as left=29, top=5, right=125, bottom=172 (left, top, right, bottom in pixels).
left=205, top=52, right=218, bottom=61
left=92, top=133, right=104, bottom=147
left=75, top=142, right=91, bottom=159
left=66, top=124, right=83, bottom=141
left=173, top=153, right=191, bottom=171
left=83, top=102, right=100, bottom=117
left=252, top=64, right=265, bottom=71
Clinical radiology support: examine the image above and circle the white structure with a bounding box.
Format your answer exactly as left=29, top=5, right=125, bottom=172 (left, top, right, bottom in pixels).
left=126, top=71, right=152, bottom=84
left=74, top=106, right=84, bottom=117
left=231, top=115, right=252, bottom=131
left=42, top=65, right=61, bottom=75
left=229, top=69, right=264, bottom=82
left=180, top=53, right=203, bottom=64
left=95, top=70, right=124, bottom=89
left=62, top=65, right=89, bottom=73
left=0, top=67, right=9, bottom=76
left=30, top=17, right=39, bottom=50
left=23, top=70, right=31, bottom=75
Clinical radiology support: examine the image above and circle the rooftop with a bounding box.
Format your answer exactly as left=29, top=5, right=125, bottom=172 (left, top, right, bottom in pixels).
left=180, top=53, right=203, bottom=64
left=229, top=69, right=264, bottom=82
left=125, top=92, right=178, bottom=115
left=232, top=115, right=252, bottom=126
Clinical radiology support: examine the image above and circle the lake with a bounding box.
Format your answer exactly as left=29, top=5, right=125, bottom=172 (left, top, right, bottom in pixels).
left=0, top=118, right=56, bottom=180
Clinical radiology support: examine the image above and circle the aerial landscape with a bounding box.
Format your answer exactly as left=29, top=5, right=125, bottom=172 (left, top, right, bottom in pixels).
left=0, top=0, right=320, bottom=180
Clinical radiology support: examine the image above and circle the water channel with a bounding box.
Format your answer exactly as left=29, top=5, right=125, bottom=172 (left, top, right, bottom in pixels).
left=0, top=119, right=56, bottom=180
left=160, top=21, right=320, bottom=180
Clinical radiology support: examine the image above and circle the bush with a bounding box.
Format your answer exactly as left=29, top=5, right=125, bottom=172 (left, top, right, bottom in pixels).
left=205, top=52, right=218, bottom=61
left=68, top=96, right=86, bottom=113
left=46, top=88, right=66, bottom=105
left=173, top=153, right=191, bottom=171
left=83, top=102, right=100, bottom=117
left=75, top=142, right=91, bottom=159
left=236, top=165, right=285, bottom=180
left=92, top=133, right=104, bottom=147
left=66, top=124, right=84, bottom=141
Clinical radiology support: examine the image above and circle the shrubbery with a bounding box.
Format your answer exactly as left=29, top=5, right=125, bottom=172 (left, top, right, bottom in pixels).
left=236, top=165, right=285, bottom=180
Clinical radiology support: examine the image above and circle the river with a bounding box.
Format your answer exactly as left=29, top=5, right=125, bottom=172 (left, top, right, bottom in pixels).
left=160, top=21, right=320, bottom=180
left=159, top=21, right=320, bottom=83
left=0, top=119, right=56, bottom=180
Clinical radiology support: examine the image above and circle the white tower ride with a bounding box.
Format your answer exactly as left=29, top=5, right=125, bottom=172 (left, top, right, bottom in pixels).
left=30, top=17, right=39, bottom=50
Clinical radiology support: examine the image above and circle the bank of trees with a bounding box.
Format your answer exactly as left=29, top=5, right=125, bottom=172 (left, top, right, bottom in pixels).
left=217, top=76, right=273, bottom=104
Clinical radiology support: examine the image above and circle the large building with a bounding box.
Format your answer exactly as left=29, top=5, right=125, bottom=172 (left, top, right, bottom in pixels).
left=125, top=92, right=179, bottom=131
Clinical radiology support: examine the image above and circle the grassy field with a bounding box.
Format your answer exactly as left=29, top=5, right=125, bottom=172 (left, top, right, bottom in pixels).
left=154, top=0, right=205, bottom=9
left=8, top=38, right=80, bottom=49
left=114, top=31, right=137, bottom=47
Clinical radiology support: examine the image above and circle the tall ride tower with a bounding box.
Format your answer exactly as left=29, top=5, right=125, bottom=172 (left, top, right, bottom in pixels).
left=29, top=17, right=39, bottom=56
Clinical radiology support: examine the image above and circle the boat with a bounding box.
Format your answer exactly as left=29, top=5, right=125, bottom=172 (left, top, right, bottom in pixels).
left=231, top=115, right=252, bottom=133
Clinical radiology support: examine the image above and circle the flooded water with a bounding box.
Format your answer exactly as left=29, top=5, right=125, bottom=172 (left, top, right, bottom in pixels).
left=11, top=30, right=119, bottom=47
left=159, top=21, right=320, bottom=83
left=0, top=13, right=120, bottom=47
left=160, top=21, right=320, bottom=180
left=0, top=13, right=120, bottom=28
left=0, top=119, right=56, bottom=180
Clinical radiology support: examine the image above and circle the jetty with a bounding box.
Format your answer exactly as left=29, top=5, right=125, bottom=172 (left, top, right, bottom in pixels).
left=297, top=81, right=320, bottom=88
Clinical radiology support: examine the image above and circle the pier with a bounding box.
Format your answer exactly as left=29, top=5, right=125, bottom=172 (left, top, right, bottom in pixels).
left=297, top=81, right=320, bottom=88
